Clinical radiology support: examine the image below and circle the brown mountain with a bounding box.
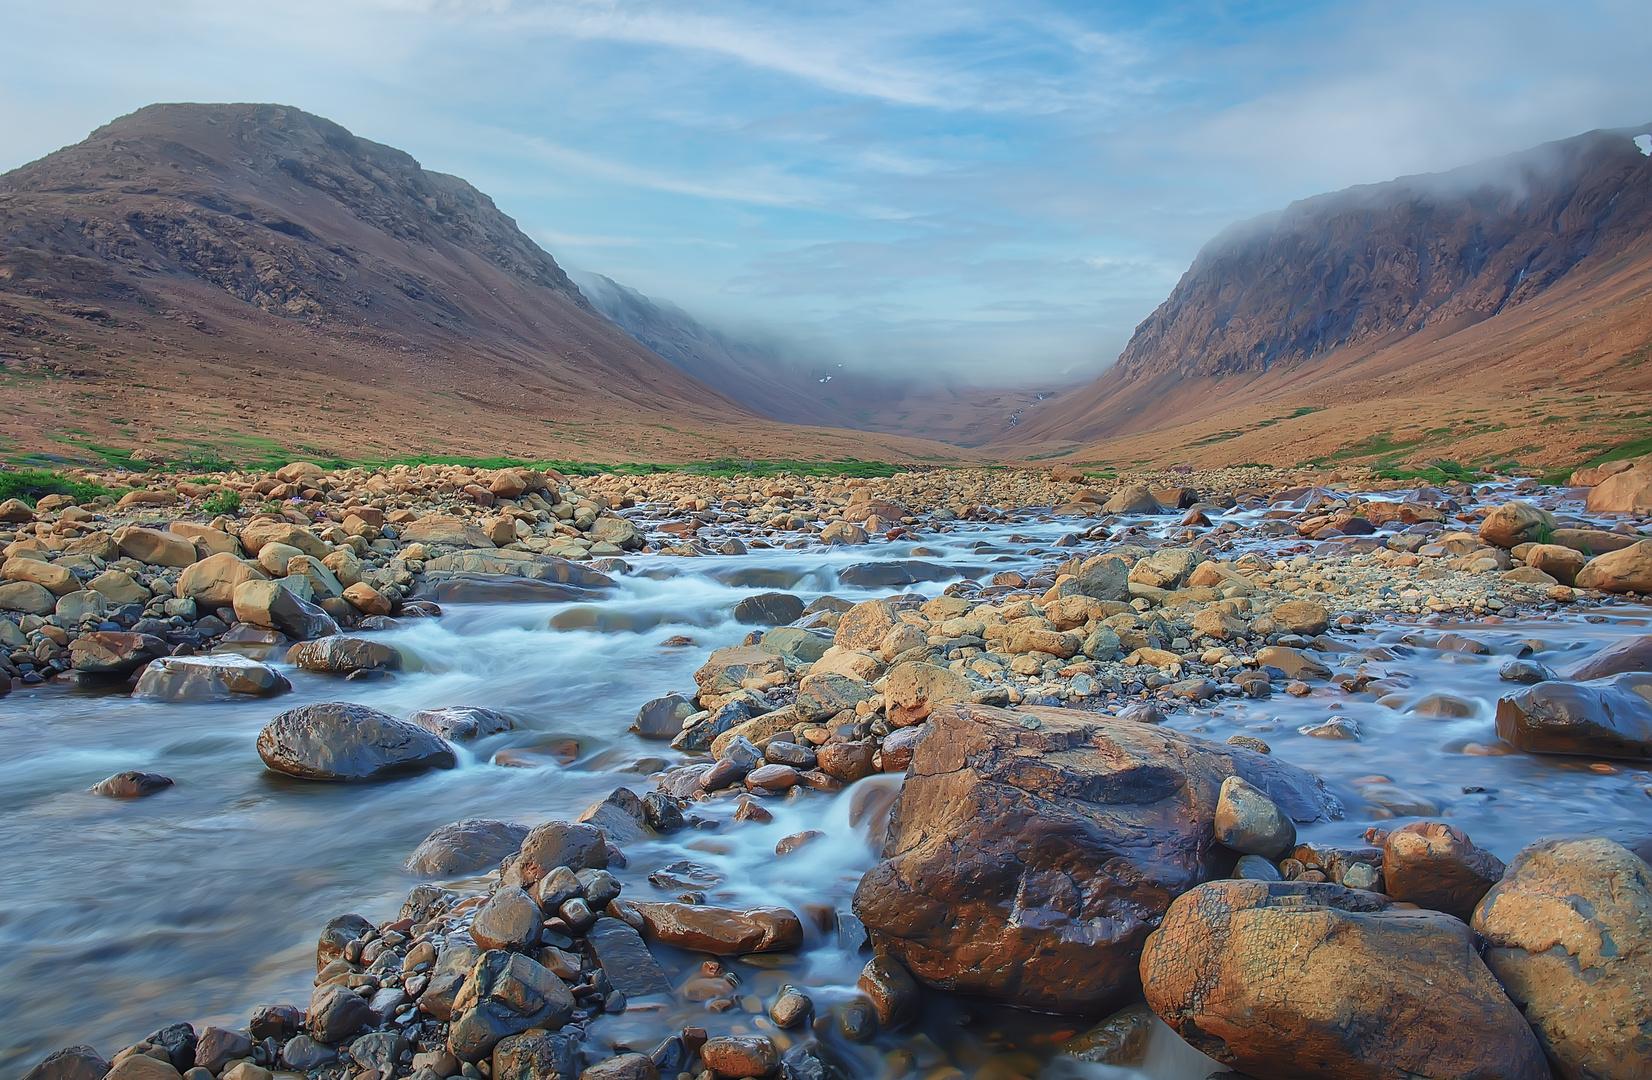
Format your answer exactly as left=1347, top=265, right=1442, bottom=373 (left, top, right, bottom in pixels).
left=0, top=103, right=969, bottom=466
left=1001, top=126, right=1652, bottom=471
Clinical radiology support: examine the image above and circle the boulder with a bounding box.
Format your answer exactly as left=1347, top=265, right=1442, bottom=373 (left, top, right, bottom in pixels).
left=1479, top=500, right=1558, bottom=549
left=795, top=671, right=874, bottom=722
left=1383, top=821, right=1505, bottom=921
left=20, top=1047, right=111, bottom=1080
left=1473, top=838, right=1652, bottom=1079
left=632, top=694, right=695, bottom=740
left=0, top=580, right=57, bottom=615
left=834, top=599, right=899, bottom=651
left=699, top=1038, right=778, bottom=1080
left=1103, top=485, right=1165, bottom=514
left=1074, top=555, right=1130, bottom=602
left=114, top=526, right=199, bottom=568
left=1213, top=775, right=1295, bottom=858
left=257, top=701, right=457, bottom=781
left=92, top=771, right=174, bottom=798
left=1495, top=673, right=1652, bottom=759
left=68, top=631, right=166, bottom=675
left=1253, top=644, right=1330, bottom=680
left=285, top=554, right=344, bottom=600
left=308, top=983, right=373, bottom=1043
left=101, top=1058, right=180, bottom=1080
left=1523, top=543, right=1588, bottom=586
left=1586, top=466, right=1652, bottom=514
left=233, top=579, right=339, bottom=640
left=586, top=917, right=672, bottom=997
left=408, top=706, right=514, bottom=741
left=1268, top=599, right=1330, bottom=636
left=133, top=654, right=290, bottom=700
left=169, top=521, right=241, bottom=556
left=733, top=591, right=805, bottom=625
left=837, top=561, right=957, bottom=588
left=421, top=550, right=612, bottom=587
left=628, top=902, right=804, bottom=955
left=1564, top=634, right=1652, bottom=680
left=588, top=516, right=643, bottom=550
left=0, top=497, right=35, bottom=523
left=469, top=887, right=542, bottom=952
left=274, top=461, right=326, bottom=486
left=88, top=568, right=151, bottom=605
left=883, top=662, right=974, bottom=726
left=1, top=556, right=78, bottom=595
left=505, top=821, right=608, bottom=889
left=1140, top=880, right=1548, bottom=1080
left=255, top=542, right=306, bottom=577
left=402, top=516, right=499, bottom=549
left=493, top=1031, right=581, bottom=1080
left=694, top=645, right=787, bottom=697
left=177, top=552, right=267, bottom=608
left=342, top=581, right=391, bottom=616
left=285, top=636, right=403, bottom=675
left=193, top=1028, right=253, bottom=1074
left=1574, top=540, right=1652, bottom=594
left=406, top=819, right=531, bottom=876
left=238, top=520, right=328, bottom=559
left=852, top=704, right=1342, bottom=1013
left=448, top=951, right=575, bottom=1062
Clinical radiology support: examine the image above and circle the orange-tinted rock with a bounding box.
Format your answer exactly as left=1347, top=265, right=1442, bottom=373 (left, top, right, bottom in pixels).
left=628, top=902, right=803, bottom=955
left=1585, top=467, right=1652, bottom=514
left=1574, top=540, right=1652, bottom=594
left=1495, top=673, right=1652, bottom=759
left=1382, top=821, right=1505, bottom=921
left=1141, top=879, right=1548, bottom=1080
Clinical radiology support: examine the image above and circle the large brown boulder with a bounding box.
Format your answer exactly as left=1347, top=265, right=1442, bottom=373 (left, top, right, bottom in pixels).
left=1586, top=467, right=1652, bottom=514
left=238, top=519, right=329, bottom=558
left=1474, top=838, right=1652, bottom=1080
left=1141, top=880, right=1548, bottom=1080
left=1564, top=634, right=1652, bottom=680
left=1524, top=543, right=1588, bottom=586
left=850, top=704, right=1342, bottom=1013
left=1574, top=540, right=1652, bottom=594
left=233, top=579, right=339, bottom=640
left=68, top=631, right=167, bottom=675
left=693, top=645, right=787, bottom=698
left=1479, top=500, right=1558, bottom=549
left=1495, top=673, right=1652, bottom=760
left=627, top=902, right=803, bottom=955
left=257, top=701, right=457, bottom=780
left=1382, top=821, right=1505, bottom=921
left=401, top=516, right=498, bottom=548
left=133, top=654, right=291, bottom=700
left=176, top=552, right=267, bottom=608
left=285, top=636, right=403, bottom=675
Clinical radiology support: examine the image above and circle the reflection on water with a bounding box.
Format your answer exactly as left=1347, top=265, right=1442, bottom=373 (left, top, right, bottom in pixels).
left=0, top=497, right=1647, bottom=1078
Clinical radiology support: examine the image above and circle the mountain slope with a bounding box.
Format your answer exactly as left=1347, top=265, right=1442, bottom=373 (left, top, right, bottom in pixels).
left=1001, top=126, right=1652, bottom=469
left=0, top=103, right=968, bottom=465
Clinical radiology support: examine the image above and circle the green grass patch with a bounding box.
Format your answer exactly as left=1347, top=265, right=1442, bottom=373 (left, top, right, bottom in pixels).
left=1539, top=433, right=1652, bottom=484
left=0, top=469, right=122, bottom=506
left=1369, top=459, right=1487, bottom=485
left=200, top=489, right=242, bottom=515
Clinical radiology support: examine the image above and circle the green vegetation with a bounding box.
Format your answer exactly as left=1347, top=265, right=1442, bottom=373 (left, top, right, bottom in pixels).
left=1369, top=459, right=1487, bottom=485
left=1539, top=433, right=1652, bottom=485
left=200, top=489, right=243, bottom=515
left=0, top=468, right=122, bottom=506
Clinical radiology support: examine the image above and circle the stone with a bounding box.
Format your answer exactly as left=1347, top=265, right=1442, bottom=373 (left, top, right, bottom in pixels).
left=816, top=740, right=876, bottom=783
left=1213, top=775, right=1296, bottom=858
left=471, top=887, right=542, bottom=951
left=308, top=982, right=374, bottom=1043
left=103, top=1059, right=181, bottom=1080
left=88, top=568, right=151, bottom=605
left=1059, top=1002, right=1157, bottom=1067
left=694, top=645, right=788, bottom=697
left=769, top=985, right=813, bottom=1028
left=1103, top=484, right=1165, bottom=514
left=238, top=520, right=329, bottom=559
left=1479, top=500, right=1559, bottom=548
left=279, top=1037, right=334, bottom=1072
left=1141, top=880, right=1548, bottom=1080
left=92, top=771, right=174, bottom=798
left=55, top=590, right=106, bottom=622
left=0, top=497, right=35, bottom=523
left=0, top=580, right=58, bottom=615
left=255, top=542, right=306, bottom=577
left=285, top=635, right=403, bottom=675
left=1254, top=644, right=1330, bottom=680
left=757, top=626, right=831, bottom=664
left=257, top=701, right=457, bottom=780
left=852, top=704, right=1342, bottom=1014
left=578, top=787, right=653, bottom=844
left=193, top=1028, right=253, bottom=1074
left=316, top=913, right=374, bottom=970
left=343, top=581, right=392, bottom=615
left=1473, top=837, right=1652, bottom=1079
left=698, top=1037, right=778, bottom=1079
left=857, top=953, right=919, bottom=1027
left=834, top=599, right=900, bottom=651
left=134, top=654, right=290, bottom=700
left=819, top=521, right=868, bottom=545
left=248, top=1005, right=302, bottom=1042
left=795, top=671, right=873, bottom=722
left=169, top=522, right=241, bottom=556
left=734, top=591, right=805, bottom=625
left=350, top=1031, right=407, bottom=1075
left=1586, top=466, right=1652, bottom=514
left=628, top=902, right=804, bottom=954
left=493, top=1030, right=581, bottom=1080
left=1565, top=634, right=1652, bottom=680
left=232, top=579, right=339, bottom=640
left=114, top=526, right=198, bottom=567
left=2, top=555, right=78, bottom=594
left=586, top=917, right=672, bottom=997
left=408, top=820, right=531, bottom=876
left=176, top=552, right=267, bottom=608
left=579, top=1054, right=656, bottom=1080
left=419, top=942, right=484, bottom=1021
left=1191, top=607, right=1247, bottom=641
left=402, top=516, right=499, bottom=548
left=1523, top=543, right=1588, bottom=586
left=1574, top=539, right=1652, bottom=594
left=1383, top=821, right=1505, bottom=921
left=68, top=631, right=166, bottom=675
left=632, top=694, right=695, bottom=740
left=1495, top=673, right=1652, bottom=759
left=21, top=1047, right=111, bottom=1080
left=1268, top=599, right=1330, bottom=636
left=409, top=706, right=515, bottom=741
left=448, top=951, right=576, bottom=1062
left=883, top=662, right=973, bottom=726
left=507, top=822, right=609, bottom=888
left=588, top=515, right=644, bottom=550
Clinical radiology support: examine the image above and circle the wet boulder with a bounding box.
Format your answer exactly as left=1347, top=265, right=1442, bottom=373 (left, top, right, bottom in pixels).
left=1213, top=775, right=1295, bottom=858
left=628, top=902, right=803, bottom=955
left=1564, top=634, right=1652, bottom=680
left=113, top=526, right=198, bottom=568
left=68, top=631, right=167, bottom=676
left=492, top=1030, right=581, bottom=1080
left=1268, top=599, right=1330, bottom=636
left=883, top=662, right=974, bottom=726
left=1574, top=539, right=1652, bottom=594
left=1586, top=466, right=1652, bottom=514
left=92, top=771, right=174, bottom=798
left=448, top=951, right=576, bottom=1062
left=285, top=636, right=403, bottom=675
left=1383, top=821, right=1505, bottom=921
left=795, top=671, right=874, bottom=722
left=309, top=983, right=373, bottom=1043
left=233, top=580, right=339, bottom=641
left=1103, top=484, right=1165, bottom=514
left=400, top=516, right=498, bottom=548
left=851, top=704, right=1342, bottom=1014
left=632, top=694, right=695, bottom=740
left=257, top=702, right=457, bottom=781
left=834, top=599, right=899, bottom=651
left=1473, top=837, right=1652, bottom=1079
left=408, top=705, right=514, bottom=741
left=1074, top=555, right=1129, bottom=602
left=406, top=819, right=531, bottom=876
left=586, top=916, right=672, bottom=997
left=1140, top=880, right=1548, bottom=1080
left=504, top=821, right=608, bottom=888
left=838, top=561, right=957, bottom=588
left=21, top=1046, right=111, bottom=1080
left=1524, top=543, right=1588, bottom=586
left=733, top=591, right=805, bottom=625
left=1495, top=673, right=1652, bottom=759
left=1479, top=500, right=1558, bottom=549
left=133, top=654, right=291, bottom=700
left=469, top=887, right=542, bottom=952
left=694, top=645, right=788, bottom=698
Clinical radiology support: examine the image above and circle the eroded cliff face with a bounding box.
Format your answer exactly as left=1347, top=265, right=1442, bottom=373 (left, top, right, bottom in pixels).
left=1113, top=128, right=1652, bottom=382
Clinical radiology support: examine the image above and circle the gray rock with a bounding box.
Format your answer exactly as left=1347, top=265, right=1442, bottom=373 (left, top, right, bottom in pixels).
left=1214, top=775, right=1297, bottom=859
left=21, top=1046, right=111, bottom=1080
left=279, top=1037, right=335, bottom=1071
left=133, top=654, right=290, bottom=700
left=733, top=591, right=805, bottom=625
left=307, top=983, right=373, bottom=1043
left=407, top=706, right=514, bottom=741
left=257, top=702, right=457, bottom=781
left=92, top=771, right=174, bottom=798
left=470, top=887, right=542, bottom=952
left=407, top=820, right=531, bottom=877
left=586, top=917, right=671, bottom=997
left=631, top=694, right=694, bottom=740
left=285, top=636, right=403, bottom=675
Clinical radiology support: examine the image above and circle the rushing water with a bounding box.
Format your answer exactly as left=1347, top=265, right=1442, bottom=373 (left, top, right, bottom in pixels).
left=1, top=490, right=1647, bottom=1079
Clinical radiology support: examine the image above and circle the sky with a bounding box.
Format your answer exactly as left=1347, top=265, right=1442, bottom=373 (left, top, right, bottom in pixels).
left=2, top=0, right=1649, bottom=383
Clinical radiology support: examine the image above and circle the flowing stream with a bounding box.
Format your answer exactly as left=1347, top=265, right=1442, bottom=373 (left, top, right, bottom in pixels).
left=1, top=494, right=1648, bottom=1079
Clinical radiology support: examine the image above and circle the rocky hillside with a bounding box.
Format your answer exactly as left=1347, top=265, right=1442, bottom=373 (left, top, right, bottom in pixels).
left=1003, top=125, right=1652, bottom=468
left=0, top=103, right=961, bottom=465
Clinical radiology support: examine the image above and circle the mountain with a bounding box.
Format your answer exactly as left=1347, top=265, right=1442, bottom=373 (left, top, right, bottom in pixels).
left=0, top=103, right=966, bottom=466
left=572, top=270, right=1064, bottom=445
left=1000, top=126, right=1652, bottom=471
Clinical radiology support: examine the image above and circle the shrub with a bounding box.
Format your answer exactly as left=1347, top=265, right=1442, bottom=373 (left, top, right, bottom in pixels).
left=200, top=489, right=242, bottom=515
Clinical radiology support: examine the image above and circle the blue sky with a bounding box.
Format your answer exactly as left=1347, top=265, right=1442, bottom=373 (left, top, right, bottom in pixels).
left=3, top=0, right=1648, bottom=382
